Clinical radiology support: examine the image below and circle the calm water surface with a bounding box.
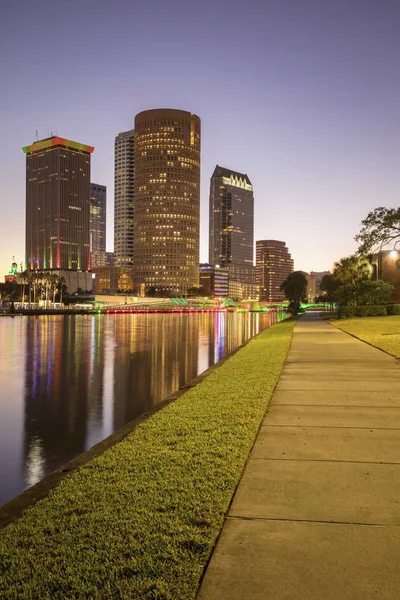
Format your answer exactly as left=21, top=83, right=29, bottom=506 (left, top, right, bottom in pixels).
left=0, top=312, right=284, bottom=506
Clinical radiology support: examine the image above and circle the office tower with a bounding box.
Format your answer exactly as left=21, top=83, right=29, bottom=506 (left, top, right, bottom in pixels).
left=114, top=130, right=134, bottom=267
left=23, top=136, right=93, bottom=272
left=105, top=252, right=114, bottom=267
left=133, top=108, right=201, bottom=296
left=209, top=165, right=255, bottom=284
left=256, top=240, right=294, bottom=302
left=90, top=183, right=107, bottom=268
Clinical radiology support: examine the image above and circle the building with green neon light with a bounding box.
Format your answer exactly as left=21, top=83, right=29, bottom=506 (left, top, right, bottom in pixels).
left=23, top=136, right=94, bottom=272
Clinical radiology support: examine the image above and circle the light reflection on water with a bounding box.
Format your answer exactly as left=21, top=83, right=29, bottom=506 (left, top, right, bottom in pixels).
left=0, top=311, right=285, bottom=506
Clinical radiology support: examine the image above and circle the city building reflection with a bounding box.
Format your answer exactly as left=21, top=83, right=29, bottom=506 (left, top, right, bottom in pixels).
left=0, top=311, right=283, bottom=506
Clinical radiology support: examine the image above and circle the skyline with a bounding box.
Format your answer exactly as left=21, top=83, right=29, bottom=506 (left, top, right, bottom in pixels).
left=1, top=0, right=399, bottom=281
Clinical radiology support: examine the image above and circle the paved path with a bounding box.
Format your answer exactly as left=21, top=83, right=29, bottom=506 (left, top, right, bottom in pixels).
left=198, top=313, right=400, bottom=600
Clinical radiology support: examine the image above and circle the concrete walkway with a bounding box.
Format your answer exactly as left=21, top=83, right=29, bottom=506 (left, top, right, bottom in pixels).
left=197, top=313, right=400, bottom=600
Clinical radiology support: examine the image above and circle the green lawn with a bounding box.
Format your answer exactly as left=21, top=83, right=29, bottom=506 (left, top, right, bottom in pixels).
left=0, top=318, right=295, bottom=600
left=331, top=315, right=400, bottom=359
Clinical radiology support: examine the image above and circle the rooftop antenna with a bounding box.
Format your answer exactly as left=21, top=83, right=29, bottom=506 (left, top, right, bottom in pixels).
left=35, top=128, right=39, bottom=141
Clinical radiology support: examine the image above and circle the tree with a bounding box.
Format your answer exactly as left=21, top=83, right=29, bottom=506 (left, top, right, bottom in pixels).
left=333, top=255, right=371, bottom=285
left=355, top=207, right=400, bottom=255
left=319, top=274, right=340, bottom=310
left=280, top=271, right=308, bottom=316
left=50, top=273, right=59, bottom=305
left=333, top=283, right=357, bottom=308
left=354, top=279, right=394, bottom=305
left=59, top=278, right=67, bottom=304
left=334, top=279, right=394, bottom=308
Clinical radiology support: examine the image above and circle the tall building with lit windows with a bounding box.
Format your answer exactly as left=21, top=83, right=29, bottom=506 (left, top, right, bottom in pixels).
left=256, top=240, right=294, bottom=302
left=209, top=165, right=255, bottom=284
left=114, top=130, right=134, bottom=267
left=90, top=183, right=107, bottom=268
left=23, top=136, right=94, bottom=272
left=133, top=108, right=201, bottom=295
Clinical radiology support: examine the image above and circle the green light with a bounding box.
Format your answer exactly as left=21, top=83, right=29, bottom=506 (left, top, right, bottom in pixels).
left=23, top=137, right=94, bottom=155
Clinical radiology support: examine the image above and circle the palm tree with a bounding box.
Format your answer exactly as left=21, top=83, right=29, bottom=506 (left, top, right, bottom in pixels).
left=51, top=274, right=59, bottom=305
left=32, top=272, right=38, bottom=306
left=333, top=255, right=371, bottom=285
left=44, top=272, right=51, bottom=308
left=19, top=270, right=29, bottom=308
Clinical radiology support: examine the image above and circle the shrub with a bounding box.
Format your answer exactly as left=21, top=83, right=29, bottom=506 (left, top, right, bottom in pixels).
left=386, top=304, right=400, bottom=316
left=340, top=306, right=357, bottom=318
left=340, top=305, right=388, bottom=318
left=357, top=305, right=387, bottom=317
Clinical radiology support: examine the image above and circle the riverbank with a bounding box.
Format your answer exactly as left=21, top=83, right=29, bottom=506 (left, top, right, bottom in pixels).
left=0, top=317, right=295, bottom=600
left=331, top=315, right=400, bottom=358
left=1, top=307, right=277, bottom=316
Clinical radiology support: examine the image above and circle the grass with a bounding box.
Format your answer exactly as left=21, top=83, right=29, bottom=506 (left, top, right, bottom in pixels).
left=331, top=315, right=400, bottom=359
left=0, top=318, right=295, bottom=600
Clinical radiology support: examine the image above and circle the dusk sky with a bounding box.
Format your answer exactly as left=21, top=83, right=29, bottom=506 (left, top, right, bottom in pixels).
left=1, top=0, right=399, bottom=279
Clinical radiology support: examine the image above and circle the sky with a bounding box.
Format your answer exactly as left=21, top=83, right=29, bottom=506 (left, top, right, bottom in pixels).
left=0, top=0, right=399, bottom=279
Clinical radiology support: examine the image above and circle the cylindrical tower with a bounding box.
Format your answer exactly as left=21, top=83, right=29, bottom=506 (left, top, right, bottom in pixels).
left=133, top=108, right=201, bottom=296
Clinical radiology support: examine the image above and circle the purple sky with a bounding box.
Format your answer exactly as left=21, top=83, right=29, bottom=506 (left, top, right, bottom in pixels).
left=1, top=0, right=399, bottom=279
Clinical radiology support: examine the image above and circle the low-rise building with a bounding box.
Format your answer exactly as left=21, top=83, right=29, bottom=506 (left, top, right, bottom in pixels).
left=377, top=251, right=400, bottom=302
left=228, top=280, right=259, bottom=301
left=93, top=267, right=133, bottom=295
left=199, top=264, right=229, bottom=297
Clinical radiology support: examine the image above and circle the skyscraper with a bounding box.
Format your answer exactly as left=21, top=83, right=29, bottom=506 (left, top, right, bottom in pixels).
left=114, top=130, right=134, bottom=267
left=90, top=183, right=106, bottom=268
left=256, top=240, right=294, bottom=302
left=133, top=108, right=201, bottom=295
left=23, top=136, right=93, bottom=272
left=209, top=165, right=255, bottom=284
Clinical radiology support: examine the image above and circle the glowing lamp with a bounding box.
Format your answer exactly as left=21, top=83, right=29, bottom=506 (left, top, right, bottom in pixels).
left=390, top=250, right=398, bottom=259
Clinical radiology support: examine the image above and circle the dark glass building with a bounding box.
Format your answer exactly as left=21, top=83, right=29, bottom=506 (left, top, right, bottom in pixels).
left=199, top=264, right=229, bottom=297
left=90, top=183, right=107, bottom=268
left=114, top=130, right=134, bottom=267
left=133, top=108, right=201, bottom=296
left=209, top=165, right=255, bottom=284
left=23, top=136, right=94, bottom=271
left=256, top=240, right=294, bottom=302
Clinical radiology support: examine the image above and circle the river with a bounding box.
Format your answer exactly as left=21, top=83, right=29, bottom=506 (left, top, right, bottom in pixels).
left=0, top=311, right=285, bottom=506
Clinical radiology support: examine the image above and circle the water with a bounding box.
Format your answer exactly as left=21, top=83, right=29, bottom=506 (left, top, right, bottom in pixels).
left=0, top=311, right=284, bottom=506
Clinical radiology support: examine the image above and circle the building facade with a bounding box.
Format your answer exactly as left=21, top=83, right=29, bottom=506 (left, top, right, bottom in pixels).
left=377, top=250, right=400, bottom=302
left=90, top=183, right=107, bottom=268
left=209, top=165, right=255, bottom=284
left=114, top=130, right=134, bottom=267
left=199, top=264, right=229, bottom=297
left=4, top=259, right=19, bottom=284
left=23, top=136, right=94, bottom=271
left=228, top=280, right=259, bottom=301
left=256, top=240, right=294, bottom=302
left=133, top=108, right=201, bottom=296
left=93, top=266, right=134, bottom=294
left=307, top=270, right=331, bottom=301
